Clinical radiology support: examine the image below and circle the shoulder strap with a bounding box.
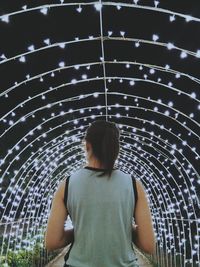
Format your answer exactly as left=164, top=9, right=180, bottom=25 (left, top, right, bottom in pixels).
left=131, top=175, right=138, bottom=217
left=63, top=175, right=74, bottom=265
left=64, top=176, right=70, bottom=209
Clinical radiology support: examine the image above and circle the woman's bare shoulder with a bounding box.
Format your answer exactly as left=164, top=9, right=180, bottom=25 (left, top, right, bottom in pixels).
left=135, top=179, right=146, bottom=199
left=54, top=179, right=67, bottom=200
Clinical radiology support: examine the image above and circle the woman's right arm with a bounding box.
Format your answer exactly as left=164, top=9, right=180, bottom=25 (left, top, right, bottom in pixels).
left=132, top=180, right=156, bottom=254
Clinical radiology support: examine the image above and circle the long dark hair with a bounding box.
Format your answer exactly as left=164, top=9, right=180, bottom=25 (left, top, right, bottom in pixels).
left=84, top=120, right=120, bottom=178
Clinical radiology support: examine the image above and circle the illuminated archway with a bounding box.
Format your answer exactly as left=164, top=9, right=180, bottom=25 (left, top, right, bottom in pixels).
left=0, top=1, right=200, bottom=266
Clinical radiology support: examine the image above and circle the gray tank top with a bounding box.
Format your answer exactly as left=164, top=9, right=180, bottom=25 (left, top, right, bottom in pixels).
left=65, top=166, right=139, bottom=267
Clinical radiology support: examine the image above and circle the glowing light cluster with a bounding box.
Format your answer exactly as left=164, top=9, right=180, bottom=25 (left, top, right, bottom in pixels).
left=0, top=1, right=200, bottom=266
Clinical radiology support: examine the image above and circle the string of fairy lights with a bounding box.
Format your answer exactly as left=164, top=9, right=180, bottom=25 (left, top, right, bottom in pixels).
left=0, top=1, right=200, bottom=266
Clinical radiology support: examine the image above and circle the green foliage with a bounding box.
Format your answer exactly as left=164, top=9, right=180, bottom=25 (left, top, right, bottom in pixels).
left=0, top=242, right=59, bottom=267
left=7, top=250, right=29, bottom=267
left=0, top=263, right=10, bottom=267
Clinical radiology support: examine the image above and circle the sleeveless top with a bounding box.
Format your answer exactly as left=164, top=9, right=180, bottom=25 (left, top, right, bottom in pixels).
left=64, top=166, right=139, bottom=267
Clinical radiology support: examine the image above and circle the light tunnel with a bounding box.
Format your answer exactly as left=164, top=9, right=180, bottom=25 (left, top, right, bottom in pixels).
left=0, top=1, right=200, bottom=267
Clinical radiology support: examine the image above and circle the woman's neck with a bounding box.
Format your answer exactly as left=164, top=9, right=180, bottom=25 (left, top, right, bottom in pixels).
left=85, top=158, right=105, bottom=169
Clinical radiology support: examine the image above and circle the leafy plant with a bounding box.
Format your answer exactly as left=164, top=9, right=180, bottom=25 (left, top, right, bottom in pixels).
left=0, top=241, right=59, bottom=267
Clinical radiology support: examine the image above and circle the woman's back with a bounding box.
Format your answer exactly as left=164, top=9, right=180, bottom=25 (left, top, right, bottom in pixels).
left=65, top=166, right=139, bottom=267
left=44, top=120, right=155, bottom=263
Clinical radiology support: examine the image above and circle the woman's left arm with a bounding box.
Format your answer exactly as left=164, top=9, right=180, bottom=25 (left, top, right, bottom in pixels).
left=44, top=180, right=74, bottom=251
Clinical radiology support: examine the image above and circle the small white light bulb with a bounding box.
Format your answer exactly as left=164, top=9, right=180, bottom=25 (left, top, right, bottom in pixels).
left=1, top=15, right=9, bottom=23
left=154, top=1, right=159, bottom=7
left=169, top=15, right=175, bottom=22
left=152, top=34, right=159, bottom=41
left=28, top=45, right=35, bottom=51
left=120, top=31, right=125, bottom=37
left=185, top=15, right=193, bottom=22
left=180, top=51, right=187, bottom=58
left=40, top=7, right=48, bottom=15
left=19, top=56, right=26, bottom=63
left=59, top=43, right=66, bottom=49
left=94, top=3, right=102, bottom=11
left=196, top=50, right=200, bottom=58
left=129, top=81, right=135, bottom=86
left=167, top=43, right=175, bottom=50
left=135, top=41, right=140, bottom=47
left=59, top=61, right=65, bottom=67
left=44, top=38, right=50, bottom=45
left=77, top=6, right=82, bottom=13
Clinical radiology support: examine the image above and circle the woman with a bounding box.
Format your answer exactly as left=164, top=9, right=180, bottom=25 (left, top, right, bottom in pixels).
left=45, top=120, right=156, bottom=267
